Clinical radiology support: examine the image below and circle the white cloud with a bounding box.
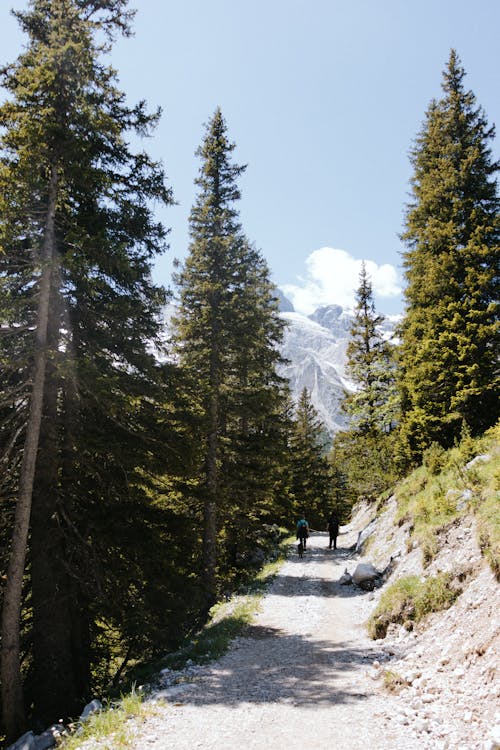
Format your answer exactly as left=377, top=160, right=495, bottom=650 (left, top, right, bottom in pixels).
left=281, top=247, right=401, bottom=316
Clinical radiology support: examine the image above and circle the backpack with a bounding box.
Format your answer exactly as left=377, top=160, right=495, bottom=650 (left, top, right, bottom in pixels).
left=297, top=519, right=308, bottom=536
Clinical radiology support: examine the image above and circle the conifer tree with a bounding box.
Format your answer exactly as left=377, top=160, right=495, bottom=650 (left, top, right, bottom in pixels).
left=0, top=0, right=173, bottom=734
left=174, top=110, right=287, bottom=605
left=344, top=262, right=397, bottom=434
left=400, top=50, right=499, bottom=457
left=289, top=388, right=332, bottom=528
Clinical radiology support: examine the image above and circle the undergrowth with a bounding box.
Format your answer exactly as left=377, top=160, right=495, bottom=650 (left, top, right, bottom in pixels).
left=367, top=572, right=461, bottom=639
left=60, top=689, right=152, bottom=750
left=395, top=423, right=499, bottom=571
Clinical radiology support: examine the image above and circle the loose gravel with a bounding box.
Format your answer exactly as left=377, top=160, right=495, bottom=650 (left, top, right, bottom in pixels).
left=130, top=530, right=425, bottom=750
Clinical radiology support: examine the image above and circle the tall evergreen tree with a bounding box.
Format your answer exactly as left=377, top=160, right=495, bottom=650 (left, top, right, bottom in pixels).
left=0, top=0, right=173, bottom=735
left=289, top=388, right=332, bottom=528
left=344, top=262, right=397, bottom=434
left=399, top=50, right=499, bottom=458
left=173, top=109, right=287, bottom=606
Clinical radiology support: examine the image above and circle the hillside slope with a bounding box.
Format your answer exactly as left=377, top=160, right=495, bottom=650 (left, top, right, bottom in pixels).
left=347, top=492, right=499, bottom=748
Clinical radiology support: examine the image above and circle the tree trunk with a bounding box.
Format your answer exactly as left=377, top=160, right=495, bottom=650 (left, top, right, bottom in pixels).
left=61, top=342, right=92, bottom=706
left=1, top=164, right=59, bottom=741
left=203, top=389, right=219, bottom=612
left=30, top=271, right=80, bottom=724
left=202, top=314, right=220, bottom=612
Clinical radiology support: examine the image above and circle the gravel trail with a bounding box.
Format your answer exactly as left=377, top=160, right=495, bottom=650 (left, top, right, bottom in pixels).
left=136, top=532, right=421, bottom=750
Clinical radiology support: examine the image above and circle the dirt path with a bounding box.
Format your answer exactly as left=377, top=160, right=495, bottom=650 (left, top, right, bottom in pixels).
left=134, top=531, right=422, bottom=750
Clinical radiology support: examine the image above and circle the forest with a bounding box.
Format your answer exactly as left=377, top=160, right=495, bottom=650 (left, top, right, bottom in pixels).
left=0, top=1, right=498, bottom=744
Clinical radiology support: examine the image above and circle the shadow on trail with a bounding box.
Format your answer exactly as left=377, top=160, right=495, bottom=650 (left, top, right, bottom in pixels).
left=271, top=574, right=366, bottom=599
left=165, top=626, right=384, bottom=709
left=154, top=536, right=384, bottom=710
left=275, top=542, right=365, bottom=600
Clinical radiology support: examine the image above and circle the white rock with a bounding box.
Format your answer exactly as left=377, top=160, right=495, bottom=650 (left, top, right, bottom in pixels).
left=489, top=724, right=500, bottom=748
left=466, top=454, right=491, bottom=469
left=352, top=561, right=380, bottom=584
left=415, top=717, right=430, bottom=732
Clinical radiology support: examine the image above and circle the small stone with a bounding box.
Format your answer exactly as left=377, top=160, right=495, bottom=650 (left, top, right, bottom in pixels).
left=488, top=724, right=500, bottom=749
left=463, top=711, right=473, bottom=723
left=415, top=717, right=430, bottom=732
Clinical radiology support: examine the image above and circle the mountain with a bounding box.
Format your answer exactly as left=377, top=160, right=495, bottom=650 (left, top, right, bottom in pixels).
left=278, top=298, right=398, bottom=436
left=278, top=305, right=354, bottom=435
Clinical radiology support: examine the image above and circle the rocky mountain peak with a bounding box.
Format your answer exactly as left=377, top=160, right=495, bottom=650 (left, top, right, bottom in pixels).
left=308, top=304, right=352, bottom=337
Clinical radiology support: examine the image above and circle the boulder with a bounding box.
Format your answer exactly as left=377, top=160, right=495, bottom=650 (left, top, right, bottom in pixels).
left=79, top=698, right=102, bottom=722
left=7, top=725, right=64, bottom=750
left=352, top=562, right=381, bottom=590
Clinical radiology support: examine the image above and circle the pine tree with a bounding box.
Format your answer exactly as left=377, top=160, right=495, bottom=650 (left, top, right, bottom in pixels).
left=173, top=110, right=287, bottom=605
left=344, top=262, right=397, bottom=434
left=289, top=388, right=332, bottom=528
left=220, top=242, right=288, bottom=560
left=0, top=0, right=173, bottom=734
left=333, top=264, right=401, bottom=500
left=399, top=50, right=499, bottom=458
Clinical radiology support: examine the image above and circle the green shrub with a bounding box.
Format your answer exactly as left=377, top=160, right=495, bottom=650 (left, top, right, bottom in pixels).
left=423, top=442, right=448, bottom=475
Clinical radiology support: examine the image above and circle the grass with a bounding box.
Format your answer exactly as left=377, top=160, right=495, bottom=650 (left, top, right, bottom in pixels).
left=367, top=572, right=461, bottom=639
left=60, top=689, right=153, bottom=750
left=395, top=466, right=461, bottom=564
left=394, top=423, right=500, bottom=570
left=471, top=444, right=500, bottom=580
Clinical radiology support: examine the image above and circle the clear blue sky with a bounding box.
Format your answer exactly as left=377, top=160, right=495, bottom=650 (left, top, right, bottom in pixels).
left=1, top=1, right=499, bottom=315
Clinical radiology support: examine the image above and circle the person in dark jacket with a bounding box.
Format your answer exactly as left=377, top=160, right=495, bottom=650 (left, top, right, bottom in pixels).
left=327, top=512, right=340, bottom=550
left=296, top=515, right=310, bottom=550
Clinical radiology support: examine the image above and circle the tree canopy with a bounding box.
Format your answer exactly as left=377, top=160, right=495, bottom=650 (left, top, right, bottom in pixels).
left=399, top=50, right=499, bottom=458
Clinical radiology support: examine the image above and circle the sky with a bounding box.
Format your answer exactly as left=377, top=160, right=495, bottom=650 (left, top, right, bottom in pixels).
left=1, top=1, right=499, bottom=316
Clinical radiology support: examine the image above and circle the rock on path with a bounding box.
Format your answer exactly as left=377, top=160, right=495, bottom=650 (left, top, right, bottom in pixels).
left=131, top=533, right=422, bottom=750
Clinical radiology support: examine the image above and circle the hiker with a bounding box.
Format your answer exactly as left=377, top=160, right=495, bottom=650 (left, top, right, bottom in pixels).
left=296, top=515, right=310, bottom=550
left=327, top=512, right=339, bottom=550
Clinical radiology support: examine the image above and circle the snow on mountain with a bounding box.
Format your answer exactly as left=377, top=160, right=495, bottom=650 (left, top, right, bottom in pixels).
left=278, top=307, right=354, bottom=435
left=278, top=300, right=399, bottom=436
